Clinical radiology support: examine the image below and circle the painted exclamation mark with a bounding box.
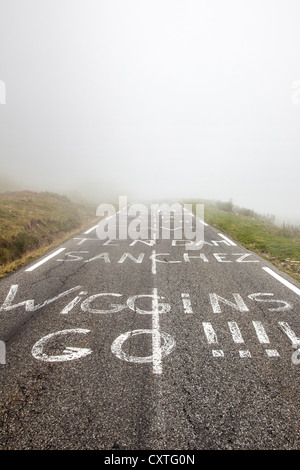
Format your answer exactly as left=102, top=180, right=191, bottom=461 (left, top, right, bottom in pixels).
left=228, top=321, right=251, bottom=358
left=252, top=321, right=280, bottom=357
left=181, top=293, right=193, bottom=314
left=278, top=322, right=300, bottom=347
left=202, top=322, right=224, bottom=357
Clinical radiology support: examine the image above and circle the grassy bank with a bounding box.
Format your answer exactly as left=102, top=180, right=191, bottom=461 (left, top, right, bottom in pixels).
left=193, top=200, right=300, bottom=283
left=0, top=191, right=97, bottom=278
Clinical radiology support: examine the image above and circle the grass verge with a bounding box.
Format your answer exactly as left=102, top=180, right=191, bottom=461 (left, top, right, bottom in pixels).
left=0, top=190, right=98, bottom=278
left=192, top=200, right=300, bottom=283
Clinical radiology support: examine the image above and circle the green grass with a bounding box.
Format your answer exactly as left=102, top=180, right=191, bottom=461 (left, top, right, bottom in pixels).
left=0, top=190, right=97, bottom=277
left=192, top=200, right=300, bottom=283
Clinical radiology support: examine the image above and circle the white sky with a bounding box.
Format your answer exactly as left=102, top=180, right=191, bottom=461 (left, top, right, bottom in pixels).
left=0, top=0, right=300, bottom=221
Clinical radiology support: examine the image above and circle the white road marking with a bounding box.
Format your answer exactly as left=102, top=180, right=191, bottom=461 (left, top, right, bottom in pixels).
left=160, top=226, right=182, bottom=231
left=57, top=251, right=88, bottom=262
left=200, top=319, right=298, bottom=358
left=85, top=253, right=110, bottom=263
left=25, top=248, right=66, bottom=272
left=0, top=285, right=82, bottom=312
left=248, top=293, right=292, bottom=311
left=266, top=349, right=280, bottom=357
left=252, top=321, right=270, bottom=343
left=228, top=321, right=244, bottom=343
left=218, top=233, right=237, bottom=246
left=181, top=293, right=193, bottom=314
left=212, top=350, right=224, bottom=357
left=111, top=329, right=154, bottom=364
left=233, top=253, right=259, bottom=263
left=239, top=350, right=251, bottom=358
left=151, top=250, right=157, bottom=274
left=110, top=329, right=175, bottom=365
left=183, top=252, right=209, bottom=262
left=81, top=293, right=125, bottom=314
left=150, top=208, right=172, bottom=375
left=103, top=239, right=119, bottom=246
left=262, top=267, right=300, bottom=296
left=183, top=206, right=208, bottom=226
left=130, top=239, right=155, bottom=246
left=77, top=238, right=88, bottom=245
left=32, top=329, right=92, bottom=362
left=278, top=322, right=300, bottom=345
left=213, top=253, right=232, bottom=263
left=202, top=322, right=218, bottom=344
left=152, top=288, right=162, bottom=374
left=74, top=238, right=99, bottom=245
left=118, top=253, right=145, bottom=264
left=84, top=225, right=98, bottom=235
left=209, top=293, right=249, bottom=313
left=60, top=291, right=87, bottom=315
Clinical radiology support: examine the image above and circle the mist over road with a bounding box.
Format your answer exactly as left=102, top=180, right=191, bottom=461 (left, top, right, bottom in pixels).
left=0, top=205, right=299, bottom=450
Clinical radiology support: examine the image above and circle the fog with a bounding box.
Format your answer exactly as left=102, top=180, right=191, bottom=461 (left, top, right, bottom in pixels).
left=0, top=0, right=300, bottom=223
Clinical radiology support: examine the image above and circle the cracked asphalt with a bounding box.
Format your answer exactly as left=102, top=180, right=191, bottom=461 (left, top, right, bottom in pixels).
left=0, top=205, right=299, bottom=450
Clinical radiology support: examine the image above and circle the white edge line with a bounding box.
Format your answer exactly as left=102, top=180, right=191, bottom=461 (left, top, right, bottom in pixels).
left=218, top=233, right=237, bottom=246
left=26, top=248, right=66, bottom=272
left=84, top=224, right=98, bottom=235
left=262, top=267, right=300, bottom=296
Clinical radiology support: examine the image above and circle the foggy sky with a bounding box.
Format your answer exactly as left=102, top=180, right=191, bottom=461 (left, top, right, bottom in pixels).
left=0, top=0, right=300, bottom=222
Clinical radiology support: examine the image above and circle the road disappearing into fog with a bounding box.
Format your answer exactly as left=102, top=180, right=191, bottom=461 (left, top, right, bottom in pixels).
left=0, top=204, right=299, bottom=450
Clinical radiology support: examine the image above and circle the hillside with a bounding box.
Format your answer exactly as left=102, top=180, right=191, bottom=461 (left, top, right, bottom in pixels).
left=196, top=200, right=300, bottom=283
left=0, top=191, right=96, bottom=277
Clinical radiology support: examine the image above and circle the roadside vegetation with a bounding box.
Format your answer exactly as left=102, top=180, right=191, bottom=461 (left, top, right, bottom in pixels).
left=1, top=192, right=299, bottom=283
left=192, top=199, right=300, bottom=283
left=0, top=191, right=97, bottom=278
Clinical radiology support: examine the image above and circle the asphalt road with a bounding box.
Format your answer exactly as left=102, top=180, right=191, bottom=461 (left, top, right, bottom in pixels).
left=0, top=204, right=299, bottom=450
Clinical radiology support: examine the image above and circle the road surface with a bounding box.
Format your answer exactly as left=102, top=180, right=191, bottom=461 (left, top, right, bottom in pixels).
left=0, top=204, right=299, bottom=450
